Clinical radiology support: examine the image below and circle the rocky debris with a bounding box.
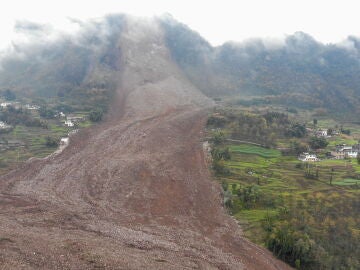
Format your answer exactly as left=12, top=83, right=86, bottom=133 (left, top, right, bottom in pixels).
left=0, top=16, right=291, bottom=270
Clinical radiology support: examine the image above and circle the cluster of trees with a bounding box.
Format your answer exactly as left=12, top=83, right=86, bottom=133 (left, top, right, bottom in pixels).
left=221, top=181, right=279, bottom=213
left=285, top=123, right=307, bottom=138
left=89, top=108, right=104, bottom=122
left=263, top=193, right=360, bottom=269
left=207, top=110, right=307, bottom=147
left=39, top=106, right=56, bottom=119
left=309, top=137, right=329, bottom=149
left=45, top=136, right=59, bottom=147
left=210, top=133, right=231, bottom=176
left=208, top=130, right=232, bottom=176
left=223, top=182, right=360, bottom=269
left=0, top=106, right=46, bottom=128
left=1, top=89, right=16, bottom=101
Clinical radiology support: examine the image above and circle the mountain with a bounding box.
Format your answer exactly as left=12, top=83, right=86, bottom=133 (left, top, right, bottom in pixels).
left=161, top=16, right=360, bottom=116
left=2, top=15, right=360, bottom=116
left=0, top=15, right=125, bottom=111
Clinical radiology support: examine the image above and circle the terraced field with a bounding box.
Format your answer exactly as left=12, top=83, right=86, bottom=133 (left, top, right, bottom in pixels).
left=0, top=113, right=93, bottom=175
left=218, top=143, right=360, bottom=244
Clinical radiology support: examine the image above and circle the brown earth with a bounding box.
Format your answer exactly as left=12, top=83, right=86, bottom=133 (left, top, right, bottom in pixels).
left=0, top=17, right=292, bottom=270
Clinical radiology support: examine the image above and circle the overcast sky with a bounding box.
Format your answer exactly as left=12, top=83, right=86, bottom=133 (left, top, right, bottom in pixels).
left=1, top=0, right=360, bottom=49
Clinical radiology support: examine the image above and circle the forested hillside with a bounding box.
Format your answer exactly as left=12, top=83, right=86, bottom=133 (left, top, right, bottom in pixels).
left=3, top=14, right=360, bottom=116
left=161, top=16, right=360, bottom=117
left=0, top=15, right=124, bottom=111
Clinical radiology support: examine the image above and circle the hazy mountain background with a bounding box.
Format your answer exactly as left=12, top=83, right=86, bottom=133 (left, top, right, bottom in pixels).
left=1, top=14, right=360, bottom=116
left=161, top=16, right=360, bottom=117
left=0, top=15, right=124, bottom=111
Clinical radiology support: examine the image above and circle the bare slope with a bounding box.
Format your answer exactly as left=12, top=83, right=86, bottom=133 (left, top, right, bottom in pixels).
left=0, top=17, right=291, bottom=270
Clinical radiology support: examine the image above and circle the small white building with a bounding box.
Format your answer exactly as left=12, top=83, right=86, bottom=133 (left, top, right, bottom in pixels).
left=0, top=121, right=11, bottom=129
left=316, top=129, right=328, bottom=137
left=346, top=151, right=358, bottom=158
left=0, top=102, right=12, bottom=108
left=60, top=137, right=69, bottom=145
left=64, top=120, right=74, bottom=127
left=336, top=145, right=352, bottom=152
left=331, top=144, right=359, bottom=159
left=25, top=104, right=40, bottom=110
left=298, top=152, right=319, bottom=162
left=67, top=116, right=85, bottom=122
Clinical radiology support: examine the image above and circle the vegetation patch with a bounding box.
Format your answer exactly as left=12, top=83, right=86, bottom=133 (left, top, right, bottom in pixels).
left=229, top=144, right=281, bottom=159
left=208, top=107, right=360, bottom=270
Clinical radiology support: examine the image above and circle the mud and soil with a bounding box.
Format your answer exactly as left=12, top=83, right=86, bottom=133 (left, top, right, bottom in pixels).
left=0, top=17, right=291, bottom=270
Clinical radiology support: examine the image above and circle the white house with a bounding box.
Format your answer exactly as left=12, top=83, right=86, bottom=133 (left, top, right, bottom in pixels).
left=0, top=121, right=11, bottom=129
left=316, top=129, right=328, bottom=137
left=336, top=145, right=352, bottom=152
left=25, top=104, right=40, bottom=110
left=60, top=137, right=69, bottom=145
left=64, top=120, right=74, bottom=127
left=298, top=152, right=319, bottom=162
left=331, top=144, right=359, bottom=159
left=346, top=151, right=358, bottom=158
left=0, top=102, right=12, bottom=108
left=67, top=116, right=85, bottom=122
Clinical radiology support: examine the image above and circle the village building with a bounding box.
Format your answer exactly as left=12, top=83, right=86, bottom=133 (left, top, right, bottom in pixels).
left=298, top=152, right=319, bottom=162
left=330, top=144, right=359, bottom=159
left=66, top=115, right=85, bottom=122
left=352, top=144, right=360, bottom=152
left=0, top=121, right=11, bottom=129
left=0, top=102, right=12, bottom=108
left=315, top=129, right=329, bottom=137
left=25, top=104, right=40, bottom=110
left=64, top=120, right=74, bottom=127
left=60, top=137, right=69, bottom=145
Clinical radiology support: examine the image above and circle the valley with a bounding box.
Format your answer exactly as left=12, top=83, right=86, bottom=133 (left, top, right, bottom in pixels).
left=0, top=17, right=291, bottom=270
left=208, top=103, right=360, bottom=269
left=0, top=13, right=359, bottom=270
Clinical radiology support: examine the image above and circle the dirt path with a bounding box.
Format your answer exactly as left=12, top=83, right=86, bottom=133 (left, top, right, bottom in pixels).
left=0, top=17, right=291, bottom=270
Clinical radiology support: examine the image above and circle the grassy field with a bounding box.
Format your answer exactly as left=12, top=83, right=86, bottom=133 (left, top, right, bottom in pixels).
left=229, top=144, right=281, bottom=158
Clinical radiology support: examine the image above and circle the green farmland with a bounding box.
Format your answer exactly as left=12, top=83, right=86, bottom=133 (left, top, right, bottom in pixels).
left=208, top=108, right=360, bottom=269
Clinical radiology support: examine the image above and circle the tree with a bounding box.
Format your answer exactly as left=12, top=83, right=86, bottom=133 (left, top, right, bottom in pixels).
left=45, top=136, right=59, bottom=147
left=211, top=131, right=225, bottom=145
left=286, top=123, right=307, bottom=138
left=313, top=118, right=317, bottom=127
left=3, top=89, right=16, bottom=101
left=39, top=106, right=56, bottom=119
left=291, top=140, right=309, bottom=155
left=211, top=147, right=231, bottom=161
left=213, top=160, right=230, bottom=175
left=89, top=108, right=103, bottom=122
left=330, top=167, right=335, bottom=185
left=237, top=185, right=260, bottom=209
left=309, top=137, right=328, bottom=149
left=357, top=154, right=360, bottom=165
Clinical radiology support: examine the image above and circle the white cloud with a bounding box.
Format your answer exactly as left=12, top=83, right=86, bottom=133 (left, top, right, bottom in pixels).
left=0, top=0, right=360, bottom=50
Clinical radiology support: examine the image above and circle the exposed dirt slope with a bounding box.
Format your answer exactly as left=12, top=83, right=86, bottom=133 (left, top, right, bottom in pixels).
left=0, top=17, right=291, bottom=270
